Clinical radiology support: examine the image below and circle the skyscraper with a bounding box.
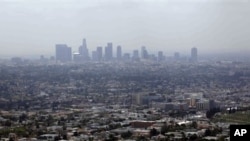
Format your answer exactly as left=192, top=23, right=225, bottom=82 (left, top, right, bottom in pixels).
left=158, top=51, right=164, bottom=62
left=191, top=47, right=198, bottom=62
left=96, top=46, right=103, bottom=61
left=174, top=52, right=180, bottom=60
left=141, top=46, right=148, bottom=59
left=73, top=52, right=81, bottom=62
left=117, top=45, right=122, bottom=60
left=123, top=53, right=130, bottom=62
left=92, top=51, right=98, bottom=61
left=132, top=50, right=139, bottom=61
left=79, top=38, right=89, bottom=61
left=105, top=42, right=113, bottom=61
left=55, top=44, right=72, bottom=62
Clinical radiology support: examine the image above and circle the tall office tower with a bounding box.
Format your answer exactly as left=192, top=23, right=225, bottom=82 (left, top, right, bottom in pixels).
left=55, top=44, right=72, bottom=62
left=117, top=45, right=122, bottom=60
left=96, top=46, right=103, bottom=61
left=174, top=52, right=180, bottom=60
left=79, top=38, right=89, bottom=61
left=132, top=50, right=140, bottom=61
left=105, top=42, right=113, bottom=61
left=123, top=53, right=130, bottom=62
left=158, top=51, right=164, bottom=62
left=191, top=47, right=198, bottom=62
left=105, top=46, right=108, bottom=61
left=141, top=46, right=148, bottom=59
left=92, top=51, right=98, bottom=61
left=40, top=55, right=45, bottom=61
left=73, top=52, right=81, bottom=62
left=149, top=54, right=157, bottom=61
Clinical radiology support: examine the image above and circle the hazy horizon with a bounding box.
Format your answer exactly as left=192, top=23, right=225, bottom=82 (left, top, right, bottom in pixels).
left=1, top=0, right=250, bottom=57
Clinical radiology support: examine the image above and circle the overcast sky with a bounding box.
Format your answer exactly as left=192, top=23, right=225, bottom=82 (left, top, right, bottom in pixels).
left=0, top=0, right=250, bottom=57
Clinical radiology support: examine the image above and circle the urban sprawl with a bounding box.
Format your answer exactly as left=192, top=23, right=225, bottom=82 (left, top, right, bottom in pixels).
left=0, top=39, right=250, bottom=141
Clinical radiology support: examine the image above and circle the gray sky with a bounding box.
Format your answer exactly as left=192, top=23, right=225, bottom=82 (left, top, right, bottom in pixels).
left=0, top=0, right=250, bottom=57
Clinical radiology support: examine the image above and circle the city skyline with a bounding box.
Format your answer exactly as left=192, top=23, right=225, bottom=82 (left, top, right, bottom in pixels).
left=0, top=0, right=250, bottom=57
left=55, top=38, right=199, bottom=62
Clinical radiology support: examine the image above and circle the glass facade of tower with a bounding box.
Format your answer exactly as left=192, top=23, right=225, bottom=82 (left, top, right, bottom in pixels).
left=55, top=44, right=72, bottom=62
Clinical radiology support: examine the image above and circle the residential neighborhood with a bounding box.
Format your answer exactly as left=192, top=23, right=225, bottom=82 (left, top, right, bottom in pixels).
left=0, top=59, right=250, bottom=141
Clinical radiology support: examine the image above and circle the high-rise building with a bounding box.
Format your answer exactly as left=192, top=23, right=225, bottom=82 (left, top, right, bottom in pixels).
left=73, top=52, right=81, bottom=62
left=123, top=53, right=130, bottom=62
left=158, top=51, right=164, bottom=62
left=149, top=54, right=157, bottom=61
left=40, top=55, right=45, bottom=61
left=79, top=38, right=89, bottom=61
left=96, top=46, right=103, bottom=61
left=92, top=51, right=98, bottom=61
left=191, top=47, right=198, bottom=62
left=141, top=46, right=148, bottom=59
left=55, top=44, right=72, bottom=62
left=117, top=45, right=122, bottom=60
left=132, top=50, right=140, bottom=61
left=174, top=52, right=180, bottom=60
left=105, top=42, right=113, bottom=61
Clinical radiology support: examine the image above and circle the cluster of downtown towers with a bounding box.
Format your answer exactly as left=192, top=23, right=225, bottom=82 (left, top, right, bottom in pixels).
left=55, top=38, right=198, bottom=62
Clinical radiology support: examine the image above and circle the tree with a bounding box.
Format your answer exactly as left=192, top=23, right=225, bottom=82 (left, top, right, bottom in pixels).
left=181, top=132, right=187, bottom=141
left=105, top=134, right=118, bottom=141
left=121, top=131, right=132, bottom=139
left=189, top=134, right=198, bottom=141
left=136, top=136, right=149, bottom=141
left=150, top=128, right=159, bottom=137
left=211, top=127, right=222, bottom=136
left=204, top=129, right=211, bottom=136
left=19, top=113, right=28, bottom=123
left=4, top=120, right=11, bottom=127
left=160, top=124, right=168, bottom=135
left=46, top=115, right=54, bottom=126
left=206, top=107, right=221, bottom=118
left=88, top=137, right=94, bottom=141
left=218, top=136, right=226, bottom=141
left=62, top=134, right=67, bottom=140
left=191, top=121, right=197, bottom=129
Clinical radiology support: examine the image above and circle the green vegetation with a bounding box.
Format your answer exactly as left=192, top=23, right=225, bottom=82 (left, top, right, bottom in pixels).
left=0, top=127, right=27, bottom=137
left=213, top=111, right=250, bottom=124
